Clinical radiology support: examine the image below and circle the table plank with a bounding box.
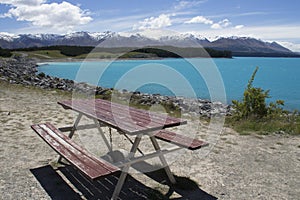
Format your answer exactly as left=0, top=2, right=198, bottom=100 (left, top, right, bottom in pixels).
left=58, top=99, right=186, bottom=135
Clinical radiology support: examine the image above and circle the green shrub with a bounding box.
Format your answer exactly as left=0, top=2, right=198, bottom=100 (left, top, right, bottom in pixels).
left=232, top=67, right=284, bottom=119
left=37, top=72, right=46, bottom=78
left=229, top=66, right=300, bottom=134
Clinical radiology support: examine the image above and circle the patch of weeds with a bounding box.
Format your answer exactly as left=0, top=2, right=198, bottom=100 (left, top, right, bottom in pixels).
left=227, top=116, right=300, bottom=135
left=239, top=131, right=252, bottom=136
left=258, top=131, right=270, bottom=135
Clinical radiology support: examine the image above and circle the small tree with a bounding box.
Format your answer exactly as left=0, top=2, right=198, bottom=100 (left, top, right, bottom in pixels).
left=232, top=67, right=284, bottom=119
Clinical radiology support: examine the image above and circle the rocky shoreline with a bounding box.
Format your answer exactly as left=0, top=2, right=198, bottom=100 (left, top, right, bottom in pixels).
left=0, top=56, right=231, bottom=117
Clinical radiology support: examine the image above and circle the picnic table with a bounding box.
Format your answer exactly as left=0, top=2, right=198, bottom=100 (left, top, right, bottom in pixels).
left=31, top=98, right=208, bottom=200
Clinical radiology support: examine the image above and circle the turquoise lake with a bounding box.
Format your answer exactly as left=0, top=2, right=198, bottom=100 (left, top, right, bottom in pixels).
left=38, top=57, right=300, bottom=111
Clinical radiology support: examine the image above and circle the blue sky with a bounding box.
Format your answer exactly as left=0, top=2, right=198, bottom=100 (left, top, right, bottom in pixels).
left=0, top=0, right=300, bottom=50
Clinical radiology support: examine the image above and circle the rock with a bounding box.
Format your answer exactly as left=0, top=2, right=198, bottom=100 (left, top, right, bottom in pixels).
left=201, top=104, right=211, bottom=111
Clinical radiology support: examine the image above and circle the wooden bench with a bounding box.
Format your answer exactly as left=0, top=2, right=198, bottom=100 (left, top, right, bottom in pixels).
left=31, top=123, right=120, bottom=180
left=154, top=130, right=209, bottom=150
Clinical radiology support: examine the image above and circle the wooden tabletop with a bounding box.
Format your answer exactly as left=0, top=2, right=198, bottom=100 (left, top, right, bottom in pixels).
left=58, top=99, right=187, bottom=135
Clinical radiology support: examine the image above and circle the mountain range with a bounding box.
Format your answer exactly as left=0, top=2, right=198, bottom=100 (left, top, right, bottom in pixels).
left=0, top=31, right=296, bottom=56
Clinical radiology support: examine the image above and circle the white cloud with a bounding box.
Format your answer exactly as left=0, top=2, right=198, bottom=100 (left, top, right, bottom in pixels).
left=225, top=25, right=300, bottom=42
left=0, top=0, right=45, bottom=6
left=174, top=0, right=206, bottom=10
left=174, top=1, right=190, bottom=10
left=184, top=16, right=232, bottom=30
left=277, top=41, right=300, bottom=52
left=184, top=16, right=213, bottom=25
left=133, top=14, right=172, bottom=30
left=211, top=19, right=231, bottom=29
left=234, top=25, right=244, bottom=29
left=210, top=23, right=221, bottom=29
left=0, top=0, right=92, bottom=32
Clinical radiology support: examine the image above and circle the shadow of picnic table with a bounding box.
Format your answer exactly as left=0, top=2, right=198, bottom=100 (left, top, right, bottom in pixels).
left=30, top=164, right=217, bottom=200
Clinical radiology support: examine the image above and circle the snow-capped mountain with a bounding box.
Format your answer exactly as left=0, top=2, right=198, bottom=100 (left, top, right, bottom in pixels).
left=205, top=36, right=291, bottom=54
left=0, top=31, right=113, bottom=48
left=0, top=31, right=294, bottom=56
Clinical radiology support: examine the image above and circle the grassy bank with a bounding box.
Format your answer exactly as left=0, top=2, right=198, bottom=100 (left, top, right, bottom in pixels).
left=226, top=115, right=300, bottom=135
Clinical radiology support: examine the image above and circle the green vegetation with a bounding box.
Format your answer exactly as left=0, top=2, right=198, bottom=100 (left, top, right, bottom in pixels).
left=228, top=67, right=300, bottom=135
left=59, top=46, right=93, bottom=57
left=119, top=51, right=157, bottom=59
left=0, top=47, right=12, bottom=57
left=11, top=45, right=232, bottom=59
left=13, top=46, right=93, bottom=57
left=128, top=47, right=232, bottom=58
left=20, top=50, right=67, bottom=59
left=77, top=52, right=121, bottom=59
left=231, top=67, right=285, bottom=119
left=37, top=72, right=46, bottom=78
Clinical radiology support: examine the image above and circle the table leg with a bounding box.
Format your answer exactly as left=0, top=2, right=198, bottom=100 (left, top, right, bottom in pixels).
left=94, top=119, right=112, bottom=152
left=111, top=134, right=142, bottom=200
left=58, top=113, right=83, bottom=163
left=150, top=136, right=177, bottom=184
left=68, top=113, right=83, bottom=138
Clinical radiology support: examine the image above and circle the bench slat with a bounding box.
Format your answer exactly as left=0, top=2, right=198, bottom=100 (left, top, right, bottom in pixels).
left=154, top=130, right=208, bottom=150
left=31, top=123, right=119, bottom=179
left=45, top=123, right=118, bottom=173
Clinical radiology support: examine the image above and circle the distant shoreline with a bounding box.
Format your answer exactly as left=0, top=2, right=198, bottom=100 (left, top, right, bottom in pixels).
left=35, top=54, right=300, bottom=65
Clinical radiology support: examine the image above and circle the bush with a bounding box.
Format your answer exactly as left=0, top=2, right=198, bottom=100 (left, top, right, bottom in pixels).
left=229, top=67, right=300, bottom=134
left=232, top=66, right=285, bottom=119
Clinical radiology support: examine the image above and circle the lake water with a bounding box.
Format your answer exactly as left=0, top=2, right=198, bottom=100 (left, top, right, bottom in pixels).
left=38, top=57, right=300, bottom=111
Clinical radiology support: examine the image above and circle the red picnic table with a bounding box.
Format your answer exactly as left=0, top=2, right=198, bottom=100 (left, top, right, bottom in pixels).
left=31, top=98, right=208, bottom=199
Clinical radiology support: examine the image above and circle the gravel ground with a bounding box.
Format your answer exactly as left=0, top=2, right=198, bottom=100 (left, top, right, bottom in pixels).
left=0, top=81, right=299, bottom=200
